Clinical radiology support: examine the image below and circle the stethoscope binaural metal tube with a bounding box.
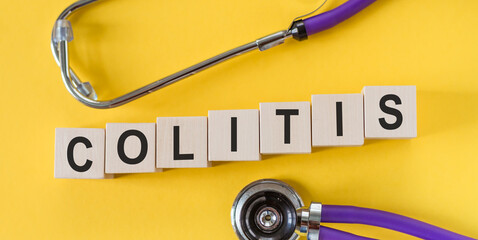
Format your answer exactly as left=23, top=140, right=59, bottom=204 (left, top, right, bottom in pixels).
left=231, top=179, right=476, bottom=240
left=51, top=0, right=376, bottom=109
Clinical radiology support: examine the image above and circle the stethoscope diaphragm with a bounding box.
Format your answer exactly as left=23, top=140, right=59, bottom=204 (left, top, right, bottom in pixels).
left=231, top=179, right=304, bottom=240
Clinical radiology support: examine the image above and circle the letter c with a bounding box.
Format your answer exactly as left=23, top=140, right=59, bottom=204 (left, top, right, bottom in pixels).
left=67, top=136, right=93, bottom=172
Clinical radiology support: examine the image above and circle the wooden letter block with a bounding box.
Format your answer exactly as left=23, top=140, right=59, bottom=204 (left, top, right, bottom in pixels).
left=157, top=117, right=209, bottom=168
left=363, top=86, right=417, bottom=138
left=55, top=128, right=111, bottom=179
left=208, top=109, right=260, bottom=161
left=105, top=123, right=159, bottom=174
left=260, top=102, right=311, bottom=154
left=312, top=94, right=364, bottom=146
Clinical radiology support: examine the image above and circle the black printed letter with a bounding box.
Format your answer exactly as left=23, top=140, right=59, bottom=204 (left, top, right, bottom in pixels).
left=231, top=117, right=237, bottom=152
left=336, top=102, right=343, bottom=136
left=379, top=94, right=403, bottom=130
left=117, top=130, right=148, bottom=165
left=67, top=136, right=93, bottom=172
left=173, top=126, right=194, bottom=160
left=276, top=109, right=299, bottom=144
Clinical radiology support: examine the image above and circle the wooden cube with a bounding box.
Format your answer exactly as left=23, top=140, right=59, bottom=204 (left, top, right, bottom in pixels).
left=312, top=94, right=364, bottom=146
left=157, top=117, right=209, bottom=168
left=208, top=109, right=260, bottom=161
left=363, top=86, right=417, bottom=138
left=260, top=102, right=311, bottom=154
left=55, top=128, right=111, bottom=179
left=105, top=123, right=159, bottom=174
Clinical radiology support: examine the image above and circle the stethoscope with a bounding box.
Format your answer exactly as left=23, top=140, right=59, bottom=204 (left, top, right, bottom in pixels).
left=231, top=179, right=475, bottom=240
left=51, top=0, right=376, bottom=109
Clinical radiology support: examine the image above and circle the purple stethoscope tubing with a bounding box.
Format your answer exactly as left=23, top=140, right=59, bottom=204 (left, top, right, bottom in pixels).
left=320, top=226, right=376, bottom=240
left=319, top=205, right=476, bottom=240
left=302, top=0, right=376, bottom=36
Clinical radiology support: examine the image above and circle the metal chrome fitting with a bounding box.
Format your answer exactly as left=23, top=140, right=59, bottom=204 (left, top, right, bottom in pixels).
left=255, top=30, right=291, bottom=51
left=296, top=202, right=322, bottom=240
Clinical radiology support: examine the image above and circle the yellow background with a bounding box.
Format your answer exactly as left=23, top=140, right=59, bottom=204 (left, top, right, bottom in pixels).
left=1, top=0, right=477, bottom=239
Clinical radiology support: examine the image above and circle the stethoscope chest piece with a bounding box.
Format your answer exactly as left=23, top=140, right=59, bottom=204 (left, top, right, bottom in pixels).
left=231, top=179, right=304, bottom=240
left=231, top=179, right=474, bottom=240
